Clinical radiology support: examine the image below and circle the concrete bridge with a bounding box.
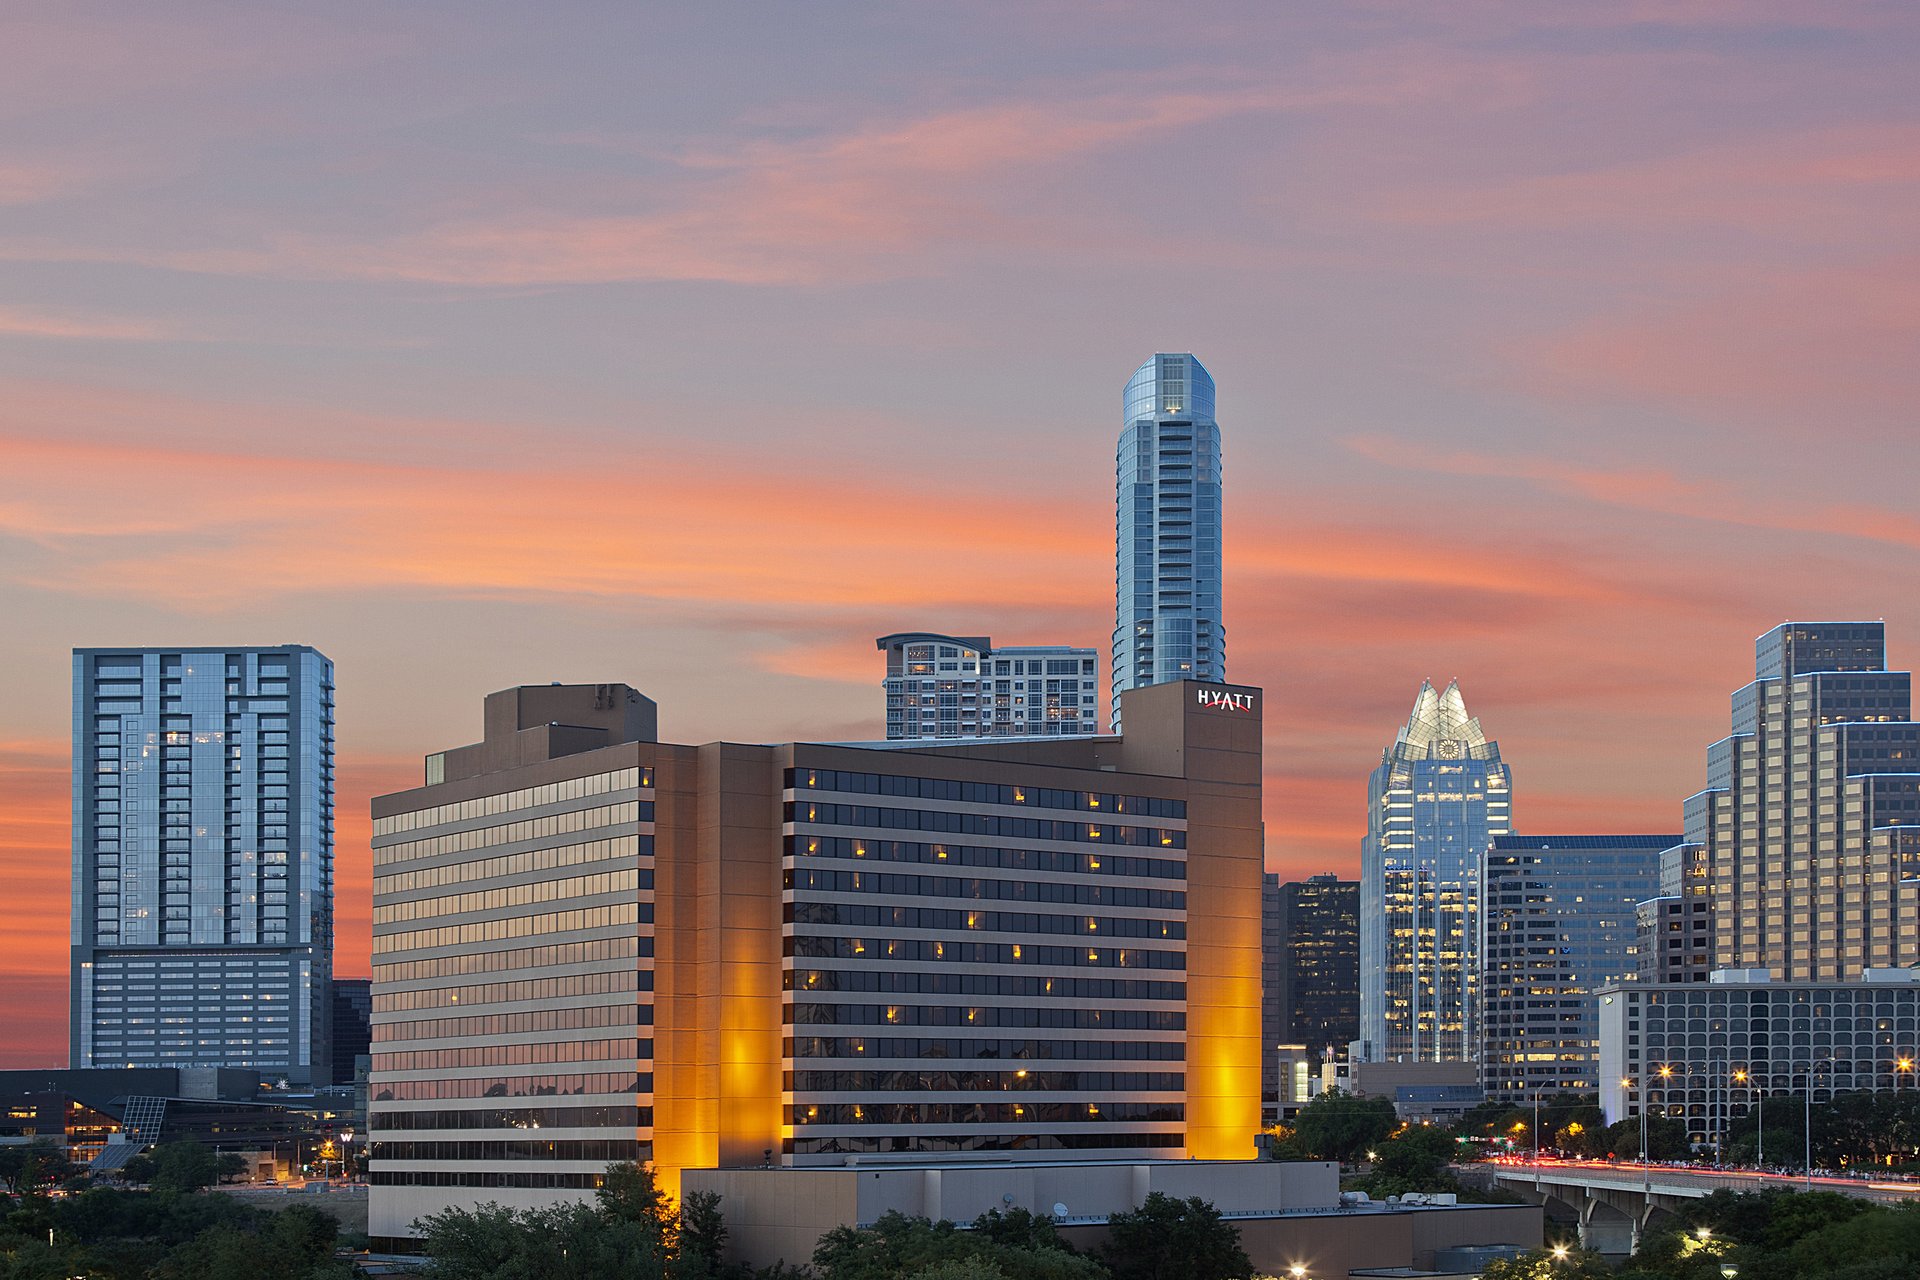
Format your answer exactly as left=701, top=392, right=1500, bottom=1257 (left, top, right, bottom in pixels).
left=1488, top=1161, right=1920, bottom=1254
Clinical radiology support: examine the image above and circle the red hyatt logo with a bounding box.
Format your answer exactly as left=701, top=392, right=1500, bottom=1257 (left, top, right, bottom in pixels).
left=1194, top=688, right=1255, bottom=713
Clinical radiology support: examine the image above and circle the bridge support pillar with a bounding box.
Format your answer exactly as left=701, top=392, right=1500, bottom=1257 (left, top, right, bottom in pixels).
left=1575, top=1188, right=1642, bottom=1257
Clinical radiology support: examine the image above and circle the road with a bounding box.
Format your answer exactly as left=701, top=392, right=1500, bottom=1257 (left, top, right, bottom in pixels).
left=1490, top=1156, right=1920, bottom=1204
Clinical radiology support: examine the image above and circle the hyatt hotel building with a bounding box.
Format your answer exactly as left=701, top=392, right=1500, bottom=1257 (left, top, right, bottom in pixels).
left=367, top=679, right=1263, bottom=1243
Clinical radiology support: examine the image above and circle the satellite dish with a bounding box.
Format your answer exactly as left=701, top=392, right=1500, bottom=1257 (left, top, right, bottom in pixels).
left=1052, top=1203, right=1068, bottom=1217
left=1002, top=1193, right=1015, bottom=1205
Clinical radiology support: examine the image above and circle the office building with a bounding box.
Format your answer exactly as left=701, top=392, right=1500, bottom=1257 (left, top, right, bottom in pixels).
left=1360, top=679, right=1512, bottom=1062
left=70, top=647, right=335, bottom=1084
left=1479, top=835, right=1673, bottom=1100
left=1262, top=873, right=1359, bottom=1102
left=878, top=633, right=1100, bottom=739
left=330, top=979, right=371, bottom=1088
left=1599, top=969, right=1920, bottom=1148
left=1321, top=1059, right=1485, bottom=1123
left=1636, top=842, right=1713, bottom=984
left=1690, top=622, right=1920, bottom=980
left=1112, top=353, right=1223, bottom=729
left=368, top=678, right=1262, bottom=1245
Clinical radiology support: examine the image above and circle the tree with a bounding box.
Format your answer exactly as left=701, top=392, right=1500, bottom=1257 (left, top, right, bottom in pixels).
left=1778, top=1201, right=1920, bottom=1280
left=1101, top=1193, right=1251, bottom=1280
left=147, top=1141, right=219, bottom=1194
left=1604, top=1113, right=1690, bottom=1162
left=812, top=1212, right=976, bottom=1280
left=415, top=1199, right=670, bottom=1280
left=906, top=1262, right=1008, bottom=1280
left=215, top=1152, right=251, bottom=1185
left=150, top=1204, right=354, bottom=1280
left=675, top=1188, right=752, bottom=1280
left=1290, top=1088, right=1397, bottom=1164
left=1677, top=1187, right=1867, bottom=1256
left=1357, top=1123, right=1462, bottom=1198
left=811, top=1210, right=1101, bottom=1280
left=0, top=1139, right=71, bottom=1195
left=1479, top=1246, right=1611, bottom=1279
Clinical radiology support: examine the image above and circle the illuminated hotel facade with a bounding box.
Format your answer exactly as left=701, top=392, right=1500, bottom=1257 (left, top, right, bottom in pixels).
left=367, top=679, right=1263, bottom=1244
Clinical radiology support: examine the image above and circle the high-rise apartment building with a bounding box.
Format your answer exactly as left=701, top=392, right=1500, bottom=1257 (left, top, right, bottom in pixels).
left=1688, top=622, right=1920, bottom=979
left=70, top=646, right=334, bottom=1083
left=1112, top=353, right=1223, bottom=729
left=1479, top=835, right=1673, bottom=1100
left=878, top=633, right=1100, bottom=739
left=1262, top=874, right=1360, bottom=1099
left=1360, top=680, right=1511, bottom=1062
left=368, top=678, right=1263, bottom=1245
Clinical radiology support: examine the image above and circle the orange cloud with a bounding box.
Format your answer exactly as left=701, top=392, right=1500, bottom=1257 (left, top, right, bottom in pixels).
left=0, top=307, right=178, bottom=341
left=1513, top=256, right=1920, bottom=429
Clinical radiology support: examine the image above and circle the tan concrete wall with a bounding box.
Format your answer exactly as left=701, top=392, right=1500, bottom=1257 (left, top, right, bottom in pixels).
left=684, top=1167, right=857, bottom=1271
left=1408, top=1203, right=1542, bottom=1268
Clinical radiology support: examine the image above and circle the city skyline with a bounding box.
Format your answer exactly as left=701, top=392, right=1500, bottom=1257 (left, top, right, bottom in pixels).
left=5, top=2, right=1920, bottom=1069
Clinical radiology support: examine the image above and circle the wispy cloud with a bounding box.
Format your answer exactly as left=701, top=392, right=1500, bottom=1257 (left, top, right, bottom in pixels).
left=1348, top=432, right=1920, bottom=556
left=1372, top=124, right=1920, bottom=246
left=0, top=306, right=180, bottom=341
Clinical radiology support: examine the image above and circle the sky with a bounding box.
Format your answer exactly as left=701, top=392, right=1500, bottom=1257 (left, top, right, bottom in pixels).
left=2, top=1, right=1918, bottom=1067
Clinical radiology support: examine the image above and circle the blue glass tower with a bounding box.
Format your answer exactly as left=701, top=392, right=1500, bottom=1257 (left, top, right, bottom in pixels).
left=1112, top=353, right=1224, bottom=729
left=1359, top=679, right=1511, bottom=1062
left=70, top=646, right=335, bottom=1083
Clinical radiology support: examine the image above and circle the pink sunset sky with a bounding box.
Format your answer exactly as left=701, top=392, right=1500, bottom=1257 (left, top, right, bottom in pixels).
left=2, top=1, right=1918, bottom=1065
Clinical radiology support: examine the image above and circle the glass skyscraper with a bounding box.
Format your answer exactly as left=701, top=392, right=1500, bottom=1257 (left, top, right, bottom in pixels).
left=1479, top=834, right=1672, bottom=1099
left=1360, top=679, right=1511, bottom=1062
left=70, top=647, right=335, bottom=1083
left=1112, top=353, right=1223, bottom=729
left=1262, top=874, right=1360, bottom=1072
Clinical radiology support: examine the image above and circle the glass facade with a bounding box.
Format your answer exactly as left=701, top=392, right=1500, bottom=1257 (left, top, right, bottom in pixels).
left=70, top=647, right=334, bottom=1083
left=1262, top=873, right=1359, bottom=1103
left=1689, top=622, right=1920, bottom=979
left=1112, top=353, right=1223, bottom=729
left=367, top=763, right=653, bottom=1194
left=1599, top=976, right=1920, bottom=1147
left=1360, top=680, right=1511, bottom=1062
left=1479, top=835, right=1671, bottom=1099
left=879, top=634, right=1100, bottom=739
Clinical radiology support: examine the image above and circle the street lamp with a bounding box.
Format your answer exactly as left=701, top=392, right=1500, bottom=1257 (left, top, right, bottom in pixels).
left=1732, top=1068, right=1761, bottom=1169
left=1798, top=1059, right=1835, bottom=1191
left=1551, top=1243, right=1570, bottom=1262
left=1623, top=1075, right=1650, bottom=1202
left=1720, top=1266, right=1739, bottom=1280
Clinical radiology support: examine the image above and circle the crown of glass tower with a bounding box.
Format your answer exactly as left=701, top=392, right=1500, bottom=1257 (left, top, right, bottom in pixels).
left=1112, top=353, right=1223, bottom=729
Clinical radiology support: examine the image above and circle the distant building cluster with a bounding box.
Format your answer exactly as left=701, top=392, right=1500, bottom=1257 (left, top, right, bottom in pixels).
left=51, top=351, right=1920, bottom=1257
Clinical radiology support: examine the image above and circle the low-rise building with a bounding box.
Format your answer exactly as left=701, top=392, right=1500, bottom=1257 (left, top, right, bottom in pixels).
left=1599, top=969, right=1920, bottom=1150
left=686, top=1159, right=1539, bottom=1276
